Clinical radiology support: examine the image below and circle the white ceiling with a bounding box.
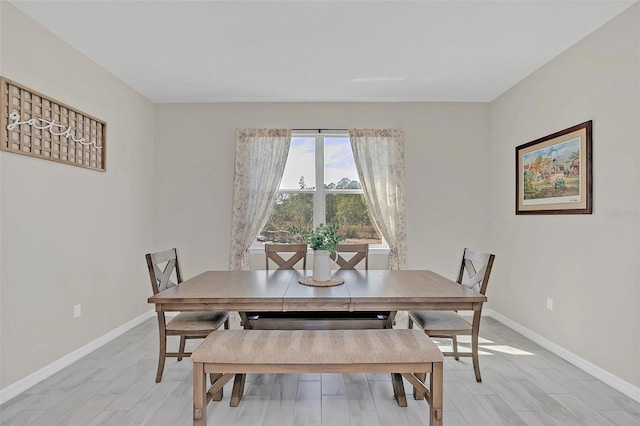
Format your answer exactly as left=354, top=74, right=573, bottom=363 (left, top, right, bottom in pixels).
left=8, top=0, right=637, bottom=103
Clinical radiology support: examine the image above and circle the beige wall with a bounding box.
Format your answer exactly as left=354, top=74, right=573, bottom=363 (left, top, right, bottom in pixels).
left=153, top=103, right=491, bottom=277
left=489, top=4, right=640, bottom=388
left=0, top=3, right=155, bottom=388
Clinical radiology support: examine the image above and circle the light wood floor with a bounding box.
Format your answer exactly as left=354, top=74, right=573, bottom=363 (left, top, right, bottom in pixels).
left=1, top=316, right=639, bottom=425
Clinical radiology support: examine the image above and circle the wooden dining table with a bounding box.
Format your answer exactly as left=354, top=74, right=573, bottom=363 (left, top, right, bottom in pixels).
left=148, top=269, right=487, bottom=406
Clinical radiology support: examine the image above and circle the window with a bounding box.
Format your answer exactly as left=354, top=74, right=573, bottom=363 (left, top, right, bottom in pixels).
left=257, top=132, right=382, bottom=246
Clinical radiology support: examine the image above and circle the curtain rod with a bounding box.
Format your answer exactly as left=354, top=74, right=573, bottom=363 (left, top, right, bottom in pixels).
left=292, top=128, right=348, bottom=133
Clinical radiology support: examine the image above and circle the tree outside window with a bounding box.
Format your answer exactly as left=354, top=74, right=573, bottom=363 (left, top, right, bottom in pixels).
left=258, top=134, right=382, bottom=245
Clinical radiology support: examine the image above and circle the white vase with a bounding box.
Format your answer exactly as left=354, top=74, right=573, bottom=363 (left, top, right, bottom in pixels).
left=312, top=250, right=332, bottom=281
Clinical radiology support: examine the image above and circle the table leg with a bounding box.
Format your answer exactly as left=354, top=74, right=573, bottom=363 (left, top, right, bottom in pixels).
left=413, top=373, right=426, bottom=400
left=209, top=373, right=223, bottom=401
left=230, top=373, right=246, bottom=407
left=391, top=373, right=407, bottom=407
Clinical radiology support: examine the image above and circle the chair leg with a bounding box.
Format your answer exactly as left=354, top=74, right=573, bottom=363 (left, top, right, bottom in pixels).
left=177, top=335, right=186, bottom=361
left=472, top=330, right=482, bottom=382
left=224, top=318, right=230, bottom=330
left=407, top=317, right=414, bottom=329
left=452, top=335, right=460, bottom=361
left=156, top=320, right=167, bottom=383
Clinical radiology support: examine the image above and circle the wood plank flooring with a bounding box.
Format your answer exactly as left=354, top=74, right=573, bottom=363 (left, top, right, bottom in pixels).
left=1, top=316, right=639, bottom=425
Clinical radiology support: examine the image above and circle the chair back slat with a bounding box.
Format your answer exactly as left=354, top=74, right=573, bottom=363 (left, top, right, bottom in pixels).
left=146, top=248, right=183, bottom=295
left=330, top=243, right=369, bottom=270
left=463, top=249, right=492, bottom=264
left=265, top=243, right=307, bottom=270
left=148, top=249, right=177, bottom=265
left=457, top=248, right=495, bottom=294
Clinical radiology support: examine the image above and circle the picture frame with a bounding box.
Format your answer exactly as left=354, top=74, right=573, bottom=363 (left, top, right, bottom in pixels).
left=516, top=121, right=592, bottom=215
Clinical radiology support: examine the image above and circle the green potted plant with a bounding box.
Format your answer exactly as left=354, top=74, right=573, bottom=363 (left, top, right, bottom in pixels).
left=291, top=224, right=344, bottom=281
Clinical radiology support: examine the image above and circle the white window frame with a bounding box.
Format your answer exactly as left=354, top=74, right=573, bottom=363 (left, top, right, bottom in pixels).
left=250, top=130, right=389, bottom=254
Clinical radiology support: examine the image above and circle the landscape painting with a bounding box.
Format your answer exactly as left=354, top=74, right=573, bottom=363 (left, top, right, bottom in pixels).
left=523, top=138, right=580, bottom=201
left=516, top=121, right=592, bottom=214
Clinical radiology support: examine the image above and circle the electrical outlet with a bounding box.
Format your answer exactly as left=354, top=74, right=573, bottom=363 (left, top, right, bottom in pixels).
left=74, top=304, right=82, bottom=318
left=546, top=297, right=553, bottom=311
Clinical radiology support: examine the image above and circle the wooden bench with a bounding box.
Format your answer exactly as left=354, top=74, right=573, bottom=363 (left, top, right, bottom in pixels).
left=192, top=329, right=444, bottom=426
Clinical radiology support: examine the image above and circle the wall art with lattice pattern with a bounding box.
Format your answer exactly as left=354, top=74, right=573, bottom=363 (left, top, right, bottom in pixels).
left=1, top=77, right=106, bottom=171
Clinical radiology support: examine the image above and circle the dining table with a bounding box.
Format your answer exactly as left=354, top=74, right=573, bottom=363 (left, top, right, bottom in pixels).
left=148, top=268, right=487, bottom=406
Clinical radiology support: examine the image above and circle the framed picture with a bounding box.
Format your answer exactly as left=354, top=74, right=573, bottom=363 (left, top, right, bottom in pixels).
left=516, top=121, right=592, bottom=215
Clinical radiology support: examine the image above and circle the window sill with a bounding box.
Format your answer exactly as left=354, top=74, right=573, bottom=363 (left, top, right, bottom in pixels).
left=248, top=246, right=390, bottom=256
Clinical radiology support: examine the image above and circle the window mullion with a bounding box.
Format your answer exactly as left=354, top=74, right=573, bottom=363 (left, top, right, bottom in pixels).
left=314, top=135, right=325, bottom=227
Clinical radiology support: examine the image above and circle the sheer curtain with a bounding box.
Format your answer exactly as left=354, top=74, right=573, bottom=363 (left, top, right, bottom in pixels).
left=229, top=129, right=291, bottom=270
left=349, top=129, right=407, bottom=270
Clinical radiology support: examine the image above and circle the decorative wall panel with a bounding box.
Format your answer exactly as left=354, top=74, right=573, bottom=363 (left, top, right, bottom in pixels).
left=1, top=77, right=106, bottom=171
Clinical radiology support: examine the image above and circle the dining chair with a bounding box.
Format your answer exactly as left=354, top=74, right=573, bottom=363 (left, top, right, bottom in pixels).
left=146, top=248, right=229, bottom=383
left=265, top=243, right=307, bottom=270
left=330, top=243, right=369, bottom=270
left=408, top=248, right=495, bottom=382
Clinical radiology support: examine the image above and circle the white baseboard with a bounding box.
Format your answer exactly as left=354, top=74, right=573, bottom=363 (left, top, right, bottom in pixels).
left=0, top=310, right=155, bottom=405
left=484, top=309, right=640, bottom=403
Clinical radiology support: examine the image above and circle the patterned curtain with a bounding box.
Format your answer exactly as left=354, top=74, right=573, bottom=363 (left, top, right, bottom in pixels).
left=229, top=129, right=292, bottom=270
left=349, top=129, right=407, bottom=270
